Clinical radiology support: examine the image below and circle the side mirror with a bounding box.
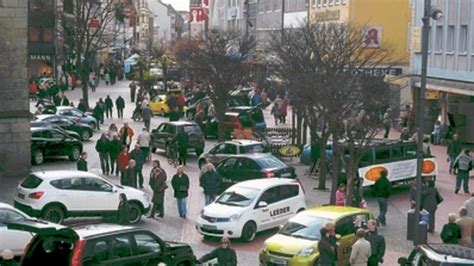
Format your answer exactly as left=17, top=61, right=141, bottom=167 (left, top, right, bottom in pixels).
left=397, top=257, right=407, bottom=265
left=257, top=201, right=268, bottom=208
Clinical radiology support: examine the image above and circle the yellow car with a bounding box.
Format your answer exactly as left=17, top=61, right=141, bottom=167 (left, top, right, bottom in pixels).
left=149, top=95, right=170, bottom=116
left=259, top=206, right=373, bottom=266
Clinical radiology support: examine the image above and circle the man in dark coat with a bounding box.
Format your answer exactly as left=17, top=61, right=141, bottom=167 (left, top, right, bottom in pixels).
left=130, top=144, right=146, bottom=188
left=95, top=133, right=110, bottom=175
left=421, top=180, right=443, bottom=232
left=129, top=82, right=137, bottom=102
left=366, top=219, right=386, bottom=266
left=77, top=99, right=87, bottom=113
left=141, top=104, right=153, bottom=132
left=98, top=98, right=106, bottom=124
left=199, top=163, right=221, bottom=205
left=53, top=94, right=61, bottom=106
left=77, top=152, right=88, bottom=171
left=109, top=136, right=122, bottom=176
left=317, top=227, right=336, bottom=265
left=92, top=102, right=102, bottom=130
left=373, top=170, right=392, bottom=226
left=176, top=128, right=189, bottom=166
left=105, top=95, right=114, bottom=118
left=447, top=133, right=462, bottom=174
left=148, top=160, right=168, bottom=219
left=116, top=193, right=130, bottom=225
left=122, top=160, right=138, bottom=188
left=116, top=96, right=125, bottom=119
left=440, top=213, right=462, bottom=244
left=171, top=166, right=189, bottom=218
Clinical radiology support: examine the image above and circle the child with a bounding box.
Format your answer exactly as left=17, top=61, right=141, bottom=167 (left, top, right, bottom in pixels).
left=335, top=184, right=346, bottom=206
left=77, top=152, right=88, bottom=171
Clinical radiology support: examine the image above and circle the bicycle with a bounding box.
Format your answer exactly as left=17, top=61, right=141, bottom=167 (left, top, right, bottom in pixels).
left=166, top=143, right=179, bottom=167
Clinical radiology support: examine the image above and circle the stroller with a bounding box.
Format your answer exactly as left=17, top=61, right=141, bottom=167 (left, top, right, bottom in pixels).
left=132, top=104, right=142, bottom=122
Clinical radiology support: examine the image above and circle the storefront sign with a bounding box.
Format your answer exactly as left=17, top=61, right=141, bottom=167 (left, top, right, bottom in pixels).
left=346, top=67, right=403, bottom=78
left=30, top=54, right=52, bottom=61
left=312, top=10, right=340, bottom=21
left=411, top=26, right=422, bottom=53
left=425, top=89, right=439, bottom=100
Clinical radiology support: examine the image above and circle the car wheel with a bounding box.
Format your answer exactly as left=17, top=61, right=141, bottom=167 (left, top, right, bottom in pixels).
left=88, top=121, right=95, bottom=129
left=159, top=109, right=165, bottom=117
left=195, top=148, right=204, bottom=156
left=69, top=146, right=81, bottom=161
left=128, top=202, right=142, bottom=224
left=42, top=205, right=65, bottom=224
left=241, top=221, right=256, bottom=242
left=80, top=130, right=90, bottom=141
left=297, top=208, right=305, bottom=213
left=33, top=149, right=44, bottom=165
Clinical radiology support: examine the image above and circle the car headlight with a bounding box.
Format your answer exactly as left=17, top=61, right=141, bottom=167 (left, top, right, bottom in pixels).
left=143, top=193, right=151, bottom=202
left=230, top=212, right=243, bottom=221
left=297, top=246, right=315, bottom=257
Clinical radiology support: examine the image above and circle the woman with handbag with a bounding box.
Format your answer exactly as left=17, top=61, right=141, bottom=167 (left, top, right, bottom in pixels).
left=171, top=166, right=190, bottom=219
left=421, top=180, right=443, bottom=232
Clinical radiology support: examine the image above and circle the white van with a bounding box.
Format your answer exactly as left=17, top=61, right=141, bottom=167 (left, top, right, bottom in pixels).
left=195, top=178, right=306, bottom=242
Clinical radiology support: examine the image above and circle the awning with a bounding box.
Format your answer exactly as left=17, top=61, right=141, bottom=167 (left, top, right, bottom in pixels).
left=414, top=81, right=474, bottom=96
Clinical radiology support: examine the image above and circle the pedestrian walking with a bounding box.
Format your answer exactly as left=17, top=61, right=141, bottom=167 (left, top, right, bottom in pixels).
left=89, top=76, right=97, bottom=92
left=176, top=128, right=189, bottom=166
left=432, top=121, right=441, bottom=145
left=130, top=144, right=145, bottom=189
left=270, top=101, right=281, bottom=126
left=77, top=99, right=87, bottom=113
left=279, top=98, right=288, bottom=124
left=440, top=213, right=462, bottom=244
left=107, top=123, right=119, bottom=140
left=447, top=133, right=463, bottom=174
left=167, top=94, right=179, bottom=122
left=105, top=95, right=113, bottom=118
left=105, top=71, right=110, bottom=85
left=129, top=81, right=137, bottom=102
left=117, top=146, right=130, bottom=178
left=109, top=136, right=122, bottom=176
left=373, top=170, right=392, bottom=226
left=148, top=160, right=168, bottom=219
left=92, top=102, right=102, bottom=130
left=76, top=152, right=88, bottom=171
left=383, top=109, right=391, bottom=139
left=137, top=128, right=151, bottom=162
left=95, top=133, right=110, bottom=175
left=98, top=98, right=106, bottom=124
left=197, top=237, right=237, bottom=266
left=116, top=95, right=125, bottom=119
left=119, top=123, right=134, bottom=151
left=335, top=184, right=346, bottom=206
left=366, top=219, right=386, bottom=266
left=122, top=160, right=138, bottom=188
left=116, top=193, right=130, bottom=225
left=199, top=163, right=221, bottom=206
left=453, top=149, right=473, bottom=194
left=317, top=227, right=336, bottom=266
left=142, top=104, right=153, bottom=132
left=456, top=207, right=473, bottom=246
left=171, top=166, right=189, bottom=218
left=349, top=229, right=371, bottom=266
left=421, top=180, right=443, bottom=232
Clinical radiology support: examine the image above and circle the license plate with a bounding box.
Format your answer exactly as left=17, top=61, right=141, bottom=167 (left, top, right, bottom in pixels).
left=269, top=258, right=287, bottom=265
left=17, top=193, right=25, bottom=199
left=201, top=224, right=217, bottom=230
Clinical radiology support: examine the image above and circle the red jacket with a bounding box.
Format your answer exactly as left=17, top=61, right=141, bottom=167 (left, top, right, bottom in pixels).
left=117, top=151, right=130, bottom=172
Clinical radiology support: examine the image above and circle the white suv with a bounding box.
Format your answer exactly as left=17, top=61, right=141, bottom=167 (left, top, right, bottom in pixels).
left=14, top=171, right=151, bottom=224
left=196, top=178, right=306, bottom=242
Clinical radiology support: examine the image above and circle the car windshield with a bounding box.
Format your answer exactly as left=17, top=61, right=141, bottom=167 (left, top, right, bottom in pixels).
left=182, top=125, right=200, bottom=134
left=256, top=156, right=287, bottom=169
left=243, top=144, right=268, bottom=153
left=279, top=215, right=330, bottom=241
left=216, top=187, right=259, bottom=207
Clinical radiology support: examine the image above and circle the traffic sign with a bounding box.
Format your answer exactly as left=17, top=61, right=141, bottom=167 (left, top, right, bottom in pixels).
left=278, top=146, right=301, bottom=157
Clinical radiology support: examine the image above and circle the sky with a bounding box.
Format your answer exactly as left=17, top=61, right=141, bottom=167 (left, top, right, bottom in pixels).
left=161, top=0, right=189, bottom=11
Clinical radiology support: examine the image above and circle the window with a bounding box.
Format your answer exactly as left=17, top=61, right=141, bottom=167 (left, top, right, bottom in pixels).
left=236, top=158, right=259, bottom=170
left=279, top=184, right=299, bottom=199
left=405, top=145, right=417, bottom=157
left=29, top=27, right=40, bottom=42
left=335, top=216, right=356, bottom=236
left=0, top=209, right=26, bottom=225
left=390, top=146, right=404, bottom=159
left=447, top=26, right=455, bottom=52
left=335, top=0, right=340, bottom=5
left=223, top=144, right=237, bottom=154
left=21, top=174, right=43, bottom=188
left=63, top=0, right=73, bottom=14
left=323, top=0, right=327, bottom=6
left=83, top=240, right=109, bottom=265
left=375, top=148, right=390, bottom=161
left=110, top=235, right=133, bottom=259
left=459, top=25, right=468, bottom=53
left=258, top=186, right=280, bottom=205
left=134, top=233, right=161, bottom=254
left=328, top=0, right=333, bottom=6
left=275, top=0, right=281, bottom=10
left=43, top=27, right=54, bottom=42
left=341, top=0, right=346, bottom=4
left=83, top=178, right=113, bottom=192
left=317, top=0, right=321, bottom=6
left=50, top=130, right=65, bottom=139
left=221, top=158, right=237, bottom=171
left=435, top=26, right=443, bottom=52
left=51, top=178, right=83, bottom=190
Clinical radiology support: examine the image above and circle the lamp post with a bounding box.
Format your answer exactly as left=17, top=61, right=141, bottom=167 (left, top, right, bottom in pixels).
left=414, top=0, right=443, bottom=245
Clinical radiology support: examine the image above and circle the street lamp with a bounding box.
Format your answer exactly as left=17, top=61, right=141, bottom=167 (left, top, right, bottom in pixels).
left=414, top=0, right=443, bottom=245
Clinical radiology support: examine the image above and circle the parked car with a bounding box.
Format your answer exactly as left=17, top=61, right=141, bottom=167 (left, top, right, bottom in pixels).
left=202, top=106, right=266, bottom=138
left=0, top=202, right=57, bottom=258
left=196, top=178, right=306, bottom=242
left=31, top=121, right=81, bottom=140
left=33, top=114, right=94, bottom=141
left=31, top=127, right=83, bottom=165
left=398, top=244, right=474, bottom=265
left=260, top=206, right=374, bottom=265
left=14, top=171, right=151, bottom=224
left=150, top=121, right=205, bottom=156
left=52, top=106, right=98, bottom=129
left=7, top=222, right=196, bottom=266
left=215, top=153, right=297, bottom=192
left=198, top=139, right=269, bottom=168
left=299, top=141, right=334, bottom=165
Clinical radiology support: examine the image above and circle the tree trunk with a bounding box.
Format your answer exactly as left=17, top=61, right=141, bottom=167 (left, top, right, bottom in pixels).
left=317, top=134, right=330, bottom=190
left=215, top=101, right=227, bottom=142
left=81, top=64, right=90, bottom=109
left=345, top=161, right=355, bottom=206
left=329, top=133, right=341, bottom=205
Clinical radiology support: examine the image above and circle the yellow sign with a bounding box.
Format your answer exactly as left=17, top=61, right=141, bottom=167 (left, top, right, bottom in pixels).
left=425, top=89, right=439, bottom=100
left=312, top=10, right=340, bottom=21
left=279, top=146, right=301, bottom=157
left=411, top=26, right=422, bottom=53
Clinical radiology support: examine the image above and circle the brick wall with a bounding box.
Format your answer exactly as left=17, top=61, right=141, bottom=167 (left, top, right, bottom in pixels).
left=0, top=0, right=30, bottom=177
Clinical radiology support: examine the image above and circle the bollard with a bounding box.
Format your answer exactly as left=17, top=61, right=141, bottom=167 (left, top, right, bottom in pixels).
left=415, top=221, right=428, bottom=245
left=407, top=209, right=415, bottom=241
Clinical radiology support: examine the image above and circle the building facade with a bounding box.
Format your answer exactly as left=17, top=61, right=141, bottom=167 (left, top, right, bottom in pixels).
left=0, top=1, right=31, bottom=177
left=411, top=0, right=474, bottom=143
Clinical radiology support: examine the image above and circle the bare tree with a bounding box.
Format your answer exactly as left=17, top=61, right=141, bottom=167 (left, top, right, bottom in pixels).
left=66, top=0, right=121, bottom=108
left=175, top=30, right=256, bottom=141
left=270, top=22, right=399, bottom=204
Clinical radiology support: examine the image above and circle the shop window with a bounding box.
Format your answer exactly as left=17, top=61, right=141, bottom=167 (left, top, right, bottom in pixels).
left=29, top=0, right=53, bottom=12
left=29, top=27, right=40, bottom=42
left=435, top=26, right=443, bottom=52
left=43, top=28, right=54, bottom=42
left=375, top=149, right=390, bottom=162
left=446, top=26, right=455, bottom=52
left=64, top=0, right=73, bottom=14
left=459, top=25, right=468, bottom=53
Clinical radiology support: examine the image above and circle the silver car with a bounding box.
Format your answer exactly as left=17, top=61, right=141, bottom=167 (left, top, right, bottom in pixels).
left=198, top=139, right=269, bottom=168
left=54, top=106, right=98, bottom=129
